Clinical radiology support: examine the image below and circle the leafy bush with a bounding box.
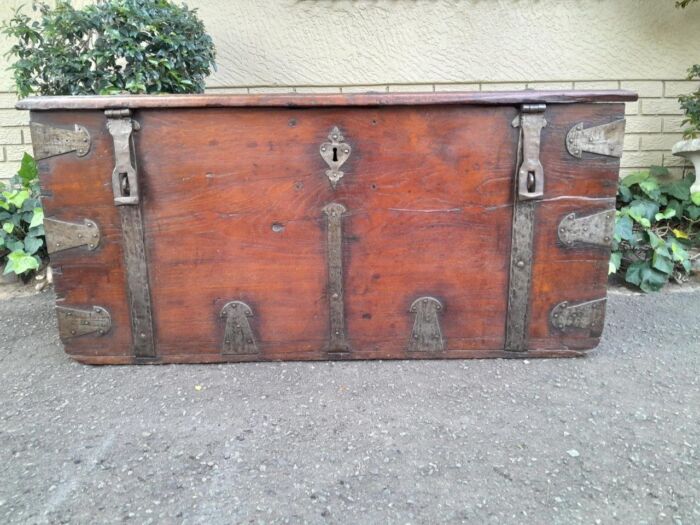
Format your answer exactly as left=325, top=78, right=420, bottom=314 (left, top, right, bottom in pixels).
left=678, top=65, right=700, bottom=139
left=2, top=0, right=216, bottom=97
left=0, top=154, right=45, bottom=277
left=610, top=167, right=700, bottom=292
left=677, top=0, right=700, bottom=138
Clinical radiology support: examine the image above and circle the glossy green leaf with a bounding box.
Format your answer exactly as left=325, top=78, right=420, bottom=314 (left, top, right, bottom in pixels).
left=3, top=249, right=40, bottom=275
left=621, top=171, right=649, bottom=187
left=655, top=208, right=676, bottom=221
left=609, top=251, right=622, bottom=275
left=23, top=235, right=43, bottom=255
left=614, top=214, right=634, bottom=242
left=652, top=252, right=674, bottom=274
left=29, top=207, right=43, bottom=229
left=639, top=179, right=661, bottom=200
left=16, top=153, right=38, bottom=187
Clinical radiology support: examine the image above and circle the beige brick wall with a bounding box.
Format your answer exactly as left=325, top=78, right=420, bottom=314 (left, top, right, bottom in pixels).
left=0, top=93, right=31, bottom=180
left=1, top=0, right=699, bottom=182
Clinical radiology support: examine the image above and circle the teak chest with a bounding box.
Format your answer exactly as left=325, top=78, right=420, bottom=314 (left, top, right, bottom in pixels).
left=17, top=90, right=637, bottom=364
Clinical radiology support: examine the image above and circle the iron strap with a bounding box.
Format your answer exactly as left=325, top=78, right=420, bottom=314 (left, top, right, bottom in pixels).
left=505, top=104, right=547, bottom=352
left=323, top=202, right=350, bottom=355
left=106, top=109, right=156, bottom=359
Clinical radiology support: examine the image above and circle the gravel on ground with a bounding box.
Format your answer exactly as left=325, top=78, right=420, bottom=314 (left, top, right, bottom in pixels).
left=0, top=288, right=698, bottom=524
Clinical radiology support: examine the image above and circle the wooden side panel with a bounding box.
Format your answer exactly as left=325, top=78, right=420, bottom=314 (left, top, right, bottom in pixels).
left=528, top=103, right=624, bottom=350
left=30, top=110, right=132, bottom=357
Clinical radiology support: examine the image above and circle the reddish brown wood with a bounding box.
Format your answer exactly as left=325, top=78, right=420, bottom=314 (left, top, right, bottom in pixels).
left=24, top=93, right=629, bottom=364
left=17, top=90, right=637, bottom=111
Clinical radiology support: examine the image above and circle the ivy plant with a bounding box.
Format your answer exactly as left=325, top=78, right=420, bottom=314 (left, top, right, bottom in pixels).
left=2, top=0, right=216, bottom=97
left=0, top=154, right=45, bottom=277
left=610, top=167, right=700, bottom=292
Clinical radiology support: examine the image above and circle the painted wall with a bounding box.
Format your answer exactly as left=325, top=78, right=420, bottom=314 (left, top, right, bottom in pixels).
left=0, top=0, right=699, bottom=179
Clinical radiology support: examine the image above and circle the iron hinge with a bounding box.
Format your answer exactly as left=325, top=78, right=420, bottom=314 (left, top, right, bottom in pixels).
left=566, top=120, right=625, bottom=159
left=44, top=217, right=100, bottom=254
left=550, top=298, right=606, bottom=337
left=29, top=122, right=90, bottom=161
left=56, top=305, right=111, bottom=340
left=558, top=210, right=615, bottom=248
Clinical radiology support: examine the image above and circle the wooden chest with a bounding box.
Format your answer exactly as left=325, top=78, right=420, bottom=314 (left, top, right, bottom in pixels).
left=17, top=90, right=637, bottom=364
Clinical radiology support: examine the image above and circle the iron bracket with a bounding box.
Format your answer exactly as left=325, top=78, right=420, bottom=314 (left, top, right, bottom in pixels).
left=550, top=298, right=606, bottom=337
left=29, top=122, right=90, bottom=161
left=566, top=120, right=625, bottom=159
left=56, top=305, right=111, bottom=340
left=558, top=210, right=615, bottom=248
left=44, top=217, right=100, bottom=254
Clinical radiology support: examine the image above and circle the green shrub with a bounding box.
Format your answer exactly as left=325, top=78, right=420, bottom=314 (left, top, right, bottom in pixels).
left=677, top=1, right=700, bottom=138
left=2, top=0, right=216, bottom=97
left=0, top=154, right=45, bottom=277
left=678, top=65, right=700, bottom=139
left=610, top=167, right=700, bottom=292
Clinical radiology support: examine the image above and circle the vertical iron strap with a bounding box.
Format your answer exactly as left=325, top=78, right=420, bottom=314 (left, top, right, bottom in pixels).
left=323, top=202, right=350, bottom=355
left=505, top=104, right=547, bottom=351
left=106, top=110, right=156, bottom=359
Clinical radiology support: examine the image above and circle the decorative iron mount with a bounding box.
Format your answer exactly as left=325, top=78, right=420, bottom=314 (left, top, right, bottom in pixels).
left=320, top=126, right=352, bottom=188
left=221, top=301, right=258, bottom=355
left=408, top=297, right=445, bottom=352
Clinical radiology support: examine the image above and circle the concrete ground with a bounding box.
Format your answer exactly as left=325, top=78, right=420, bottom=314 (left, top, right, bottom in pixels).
left=0, top=288, right=698, bottom=525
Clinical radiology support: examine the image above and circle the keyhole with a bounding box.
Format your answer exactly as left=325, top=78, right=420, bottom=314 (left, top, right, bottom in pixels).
left=332, top=147, right=338, bottom=162
left=527, top=171, right=536, bottom=193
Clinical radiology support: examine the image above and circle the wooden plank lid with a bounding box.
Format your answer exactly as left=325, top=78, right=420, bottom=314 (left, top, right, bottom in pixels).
left=16, top=89, right=638, bottom=111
